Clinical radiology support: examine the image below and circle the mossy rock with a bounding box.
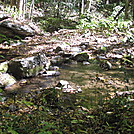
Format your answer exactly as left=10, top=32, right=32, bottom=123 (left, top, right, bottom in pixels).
left=0, top=73, right=16, bottom=87
left=74, top=53, right=89, bottom=62
left=0, top=61, right=8, bottom=73
left=8, top=52, right=48, bottom=79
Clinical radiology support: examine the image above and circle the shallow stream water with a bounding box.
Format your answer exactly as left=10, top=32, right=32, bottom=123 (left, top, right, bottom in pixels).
left=4, top=63, right=134, bottom=108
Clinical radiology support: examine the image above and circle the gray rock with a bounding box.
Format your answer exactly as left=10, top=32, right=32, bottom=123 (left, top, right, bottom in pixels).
left=8, top=52, right=48, bottom=79
left=83, top=61, right=90, bottom=65
left=42, top=71, right=60, bottom=77
left=49, top=66, right=60, bottom=71
left=0, top=20, right=35, bottom=38
left=56, top=80, right=82, bottom=93
left=0, top=73, right=16, bottom=87
left=51, top=56, right=64, bottom=65
left=0, top=61, right=9, bottom=73
left=54, top=46, right=63, bottom=53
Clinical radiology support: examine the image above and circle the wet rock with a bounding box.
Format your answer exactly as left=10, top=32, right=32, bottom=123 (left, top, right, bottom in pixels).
left=51, top=56, right=64, bottom=65
left=0, top=73, right=16, bottom=88
left=0, top=61, right=9, bottom=73
left=83, top=61, right=90, bottom=65
left=0, top=20, right=35, bottom=38
left=49, top=66, right=60, bottom=71
left=56, top=80, right=82, bottom=93
left=79, top=42, right=89, bottom=50
left=42, top=71, right=60, bottom=77
left=8, top=52, right=48, bottom=79
left=56, top=80, right=69, bottom=87
left=73, top=52, right=89, bottom=62
left=45, top=59, right=51, bottom=70
left=54, top=46, right=63, bottom=53
left=4, top=79, right=27, bottom=92
left=62, top=53, right=72, bottom=58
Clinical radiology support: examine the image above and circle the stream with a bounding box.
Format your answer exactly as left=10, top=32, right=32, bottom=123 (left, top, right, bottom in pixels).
left=4, top=62, right=133, bottom=108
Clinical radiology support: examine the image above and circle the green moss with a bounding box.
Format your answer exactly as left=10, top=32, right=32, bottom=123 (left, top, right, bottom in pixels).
left=23, top=65, right=44, bottom=77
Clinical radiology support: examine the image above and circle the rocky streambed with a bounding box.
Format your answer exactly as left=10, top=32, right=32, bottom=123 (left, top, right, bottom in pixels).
left=0, top=28, right=134, bottom=107
left=0, top=58, right=134, bottom=107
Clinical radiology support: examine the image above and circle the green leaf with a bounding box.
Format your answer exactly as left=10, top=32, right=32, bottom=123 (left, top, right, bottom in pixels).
left=86, top=115, right=95, bottom=119
left=0, top=34, right=7, bottom=38
left=38, top=131, right=52, bottom=134
left=101, top=46, right=107, bottom=51
left=14, top=35, right=22, bottom=41
left=71, top=120, right=78, bottom=123
left=0, top=55, right=5, bottom=58
left=22, top=100, right=34, bottom=106
left=0, top=88, right=3, bottom=93
left=7, top=127, right=18, bottom=134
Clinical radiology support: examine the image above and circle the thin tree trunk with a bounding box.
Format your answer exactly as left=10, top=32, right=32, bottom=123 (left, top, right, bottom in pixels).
left=18, top=0, right=23, bottom=19
left=132, top=0, right=134, bottom=20
left=88, top=0, right=92, bottom=13
left=29, top=0, right=34, bottom=20
left=10, top=0, right=16, bottom=7
left=125, top=0, right=129, bottom=20
left=81, top=0, right=84, bottom=14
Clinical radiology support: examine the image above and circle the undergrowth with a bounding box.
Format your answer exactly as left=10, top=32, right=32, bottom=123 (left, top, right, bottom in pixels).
left=0, top=87, right=134, bottom=134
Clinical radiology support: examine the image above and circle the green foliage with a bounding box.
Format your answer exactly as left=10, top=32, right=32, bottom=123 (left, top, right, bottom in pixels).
left=0, top=34, right=22, bottom=45
left=77, top=3, right=133, bottom=38
left=0, top=86, right=134, bottom=133
left=39, top=17, right=77, bottom=33
left=77, top=14, right=132, bottom=33
left=4, top=5, right=19, bottom=19
left=0, top=34, right=9, bottom=44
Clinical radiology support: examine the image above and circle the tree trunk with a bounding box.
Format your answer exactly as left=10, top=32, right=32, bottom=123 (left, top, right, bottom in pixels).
left=18, top=0, right=23, bottom=19
left=132, top=0, right=134, bottom=20
left=81, top=0, right=84, bottom=14
left=88, top=0, right=92, bottom=12
left=124, top=0, right=129, bottom=20
left=29, top=0, right=35, bottom=20
left=10, top=0, right=16, bottom=7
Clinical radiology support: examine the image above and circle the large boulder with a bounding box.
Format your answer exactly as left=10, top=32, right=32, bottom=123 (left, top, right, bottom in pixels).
left=8, top=52, right=48, bottom=79
left=0, top=19, right=35, bottom=38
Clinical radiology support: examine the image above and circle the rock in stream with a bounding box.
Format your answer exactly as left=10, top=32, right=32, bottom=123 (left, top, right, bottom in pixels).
left=8, top=52, right=49, bottom=79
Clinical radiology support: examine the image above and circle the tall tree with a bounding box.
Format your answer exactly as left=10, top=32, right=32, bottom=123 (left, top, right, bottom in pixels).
left=81, top=0, right=85, bottom=14
left=29, top=0, right=35, bottom=19
left=124, top=0, right=129, bottom=20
